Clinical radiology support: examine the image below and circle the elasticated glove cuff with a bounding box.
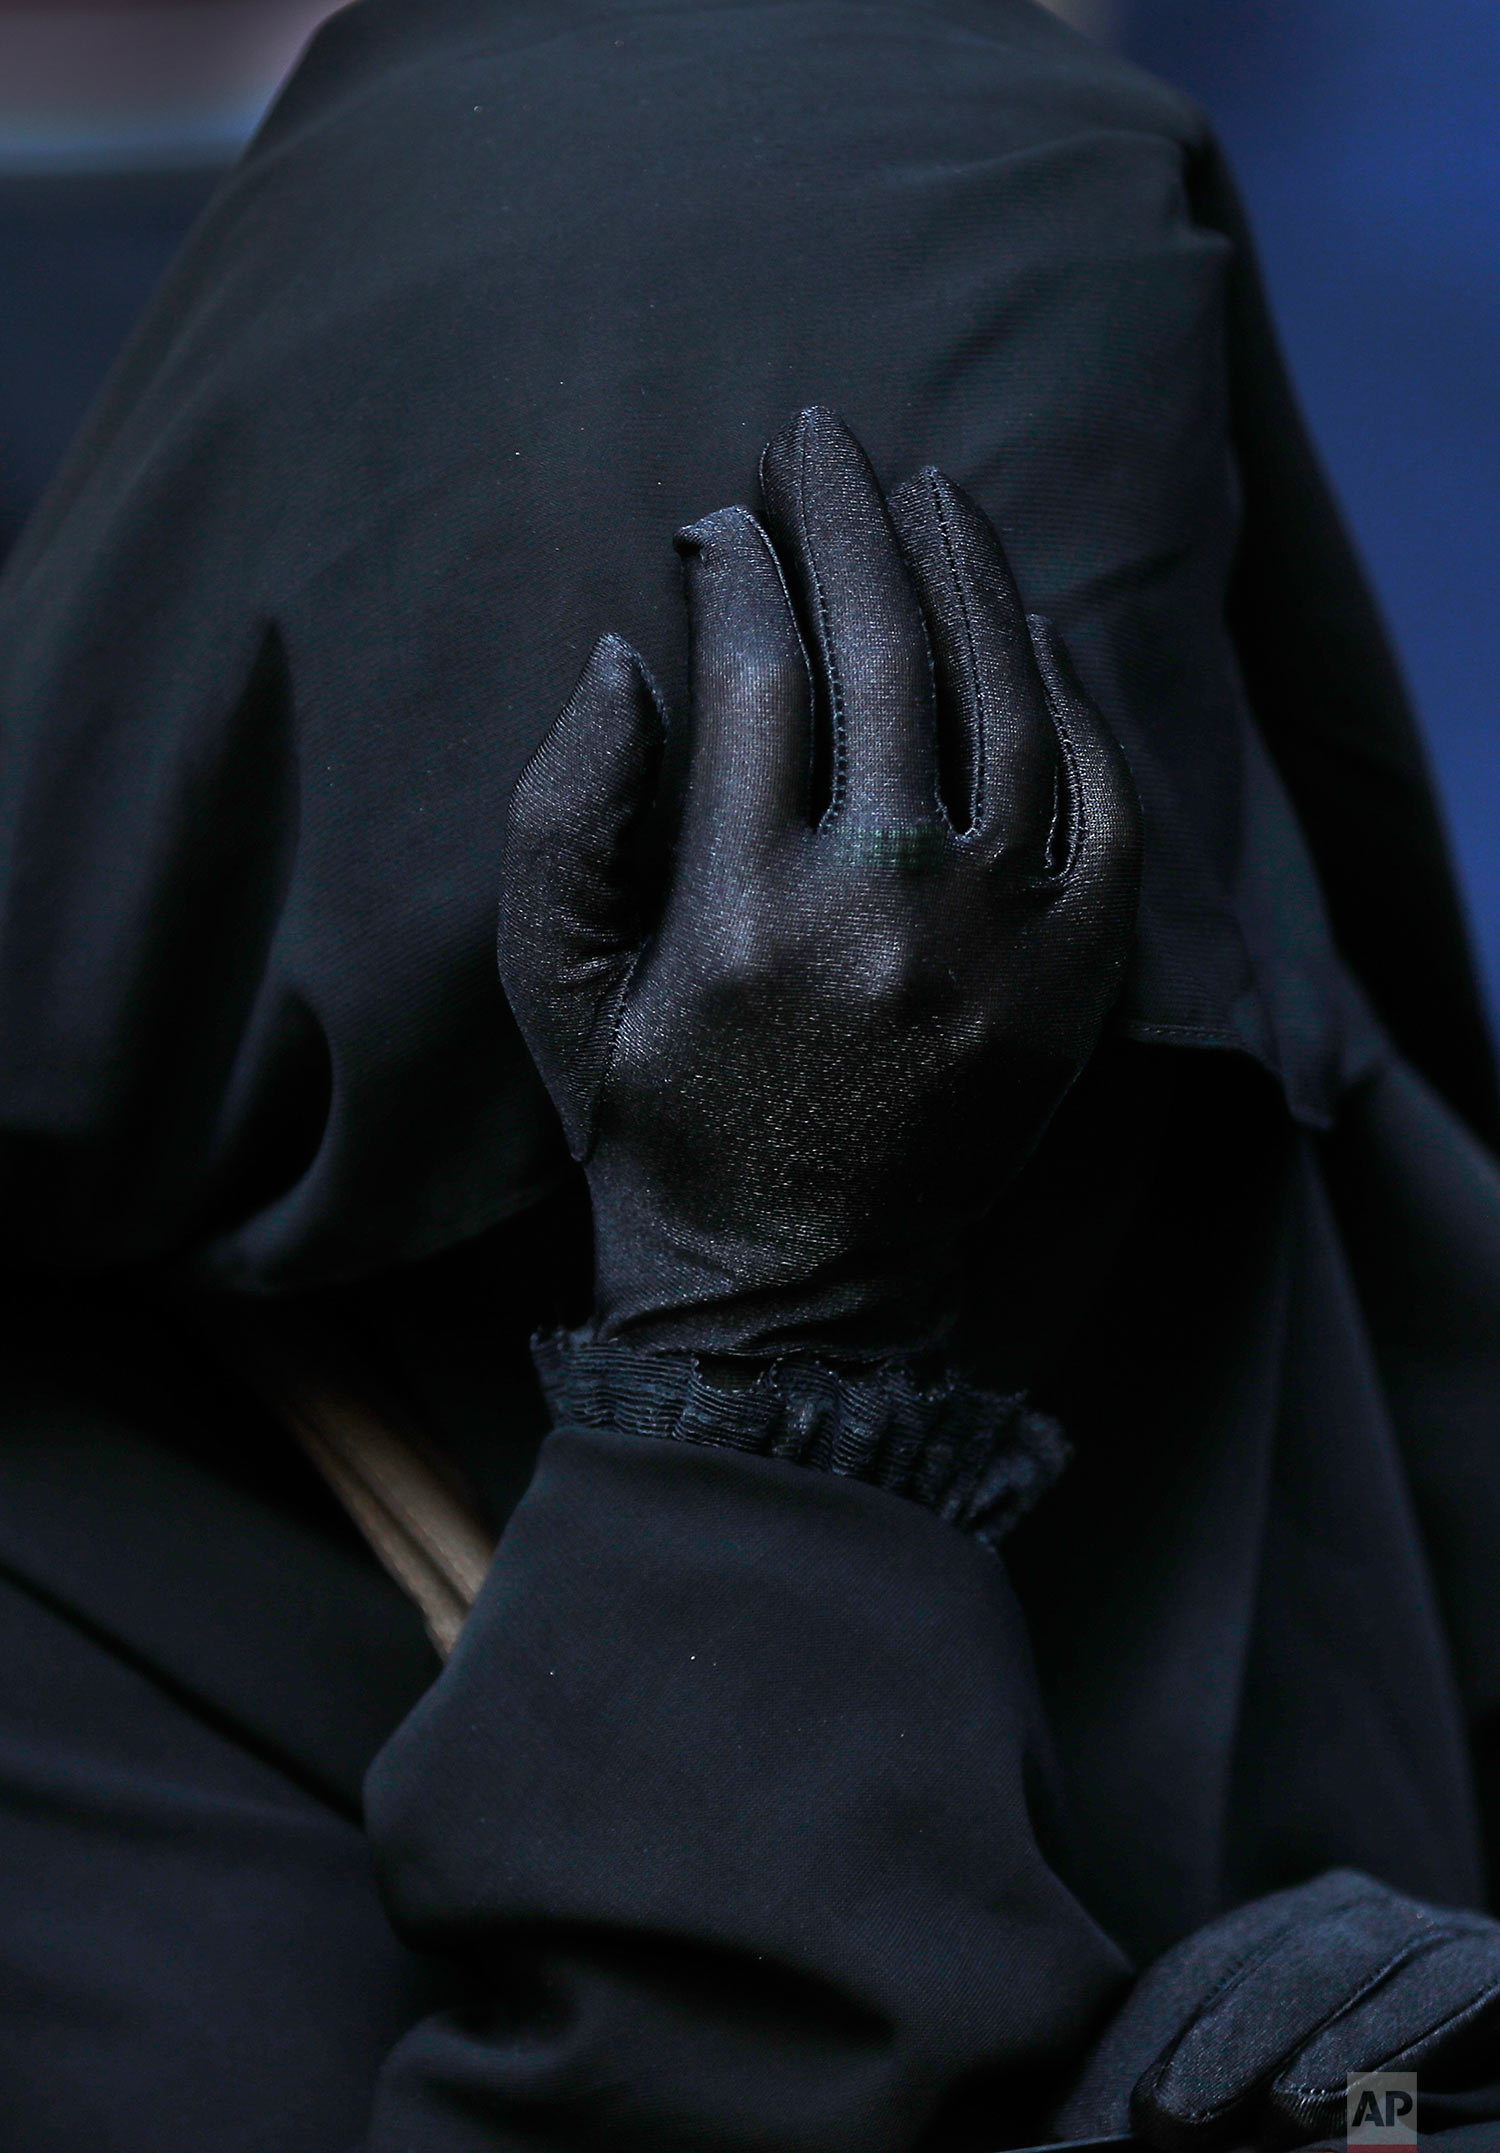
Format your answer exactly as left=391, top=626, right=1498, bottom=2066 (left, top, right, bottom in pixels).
left=533, top=1329, right=1068, bottom=1550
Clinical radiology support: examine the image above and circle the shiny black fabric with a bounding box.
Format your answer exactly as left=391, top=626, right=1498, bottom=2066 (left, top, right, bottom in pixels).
left=500, top=408, right=1141, bottom=1356
left=1, top=1, right=1499, bottom=2149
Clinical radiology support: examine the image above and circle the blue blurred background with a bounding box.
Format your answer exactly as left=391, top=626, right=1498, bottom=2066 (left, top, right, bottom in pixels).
left=1114, top=0, right=1500, bottom=1027
left=0, top=3, right=336, bottom=549
left=2, top=0, right=1496, bottom=1018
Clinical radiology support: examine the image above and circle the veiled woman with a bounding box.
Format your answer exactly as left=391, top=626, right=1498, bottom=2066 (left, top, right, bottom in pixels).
left=1, top=2, right=1498, bottom=2146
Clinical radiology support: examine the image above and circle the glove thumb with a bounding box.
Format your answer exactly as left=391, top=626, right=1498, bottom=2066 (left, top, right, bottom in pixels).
left=499, top=633, right=665, bottom=1159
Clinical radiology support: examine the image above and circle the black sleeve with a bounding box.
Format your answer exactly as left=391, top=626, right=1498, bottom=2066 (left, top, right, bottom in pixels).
left=360, top=1423, right=1128, bottom=2153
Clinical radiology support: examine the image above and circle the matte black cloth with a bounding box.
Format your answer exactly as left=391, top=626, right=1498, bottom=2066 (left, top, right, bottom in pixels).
left=1, top=0, right=1500, bottom=2149
left=363, top=1422, right=1130, bottom=2152
left=0, top=169, right=224, bottom=562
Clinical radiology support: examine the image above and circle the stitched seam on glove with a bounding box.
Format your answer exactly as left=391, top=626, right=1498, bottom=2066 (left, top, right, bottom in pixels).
left=1137, top=1879, right=1375, bottom=2127
left=1278, top=1944, right=1500, bottom=2106
left=927, top=470, right=982, bottom=835
left=796, top=425, right=849, bottom=823
left=1269, top=1942, right=1439, bottom=2115
left=1040, top=681, right=1083, bottom=883
left=1385, top=1971, right=1500, bottom=2070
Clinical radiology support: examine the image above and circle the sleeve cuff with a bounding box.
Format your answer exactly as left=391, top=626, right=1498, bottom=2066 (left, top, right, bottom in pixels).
left=531, top=1329, right=1069, bottom=1550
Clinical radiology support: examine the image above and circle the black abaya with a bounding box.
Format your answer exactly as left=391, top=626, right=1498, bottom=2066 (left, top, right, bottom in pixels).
left=1, top=1, right=1498, bottom=2146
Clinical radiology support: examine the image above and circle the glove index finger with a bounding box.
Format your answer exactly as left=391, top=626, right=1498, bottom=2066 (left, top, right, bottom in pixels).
left=499, top=633, right=664, bottom=1157
left=887, top=466, right=1057, bottom=855
left=674, top=504, right=811, bottom=852
left=759, top=406, right=938, bottom=830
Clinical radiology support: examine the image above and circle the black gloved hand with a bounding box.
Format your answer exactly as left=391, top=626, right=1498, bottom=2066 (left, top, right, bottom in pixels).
left=1055, top=1869, right=1500, bottom=2150
left=499, top=407, right=1140, bottom=1358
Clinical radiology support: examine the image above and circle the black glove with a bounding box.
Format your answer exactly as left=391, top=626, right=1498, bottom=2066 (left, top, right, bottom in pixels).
left=1055, top=1868, right=1500, bottom=2149
left=499, top=407, right=1140, bottom=1360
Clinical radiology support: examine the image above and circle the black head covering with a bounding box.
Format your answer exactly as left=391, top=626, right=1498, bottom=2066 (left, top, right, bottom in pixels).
left=0, top=0, right=1490, bottom=1292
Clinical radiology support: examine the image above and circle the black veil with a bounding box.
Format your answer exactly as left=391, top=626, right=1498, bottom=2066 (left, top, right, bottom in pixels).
left=0, top=0, right=1498, bottom=2081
